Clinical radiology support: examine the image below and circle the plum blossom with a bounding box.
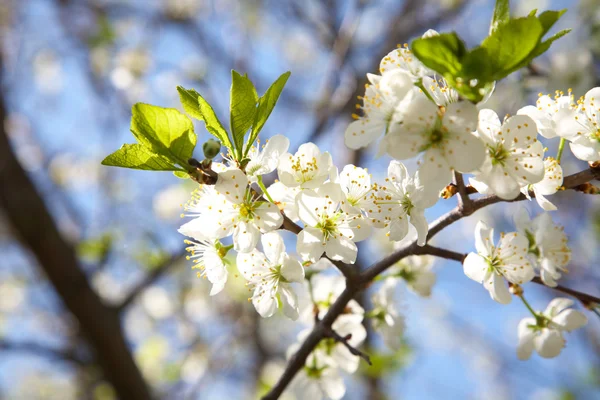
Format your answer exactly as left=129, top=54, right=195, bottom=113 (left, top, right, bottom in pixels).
left=288, top=352, right=345, bottom=400
left=514, top=209, right=571, bottom=287
left=372, top=161, right=437, bottom=246
left=296, top=183, right=370, bottom=264
left=179, top=169, right=283, bottom=253
left=244, top=134, right=290, bottom=182
left=370, top=279, right=406, bottom=350
left=470, top=110, right=545, bottom=200
left=382, top=90, right=486, bottom=191
left=554, top=87, right=600, bottom=161
left=517, top=298, right=587, bottom=360
left=178, top=229, right=228, bottom=296
left=277, top=143, right=333, bottom=189
left=517, top=91, right=575, bottom=139
left=344, top=70, right=413, bottom=150
left=463, top=221, right=534, bottom=304
left=521, top=157, right=563, bottom=211
left=237, top=231, right=304, bottom=319
left=390, top=254, right=436, bottom=297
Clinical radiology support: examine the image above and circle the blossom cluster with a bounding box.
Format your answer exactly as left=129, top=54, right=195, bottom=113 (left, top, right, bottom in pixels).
left=175, top=29, right=596, bottom=399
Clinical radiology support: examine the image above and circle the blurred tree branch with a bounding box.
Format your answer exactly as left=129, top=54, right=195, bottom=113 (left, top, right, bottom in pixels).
left=0, top=57, right=152, bottom=399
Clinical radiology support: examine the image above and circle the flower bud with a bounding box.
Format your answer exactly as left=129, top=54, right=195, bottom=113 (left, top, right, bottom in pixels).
left=203, top=139, right=221, bottom=159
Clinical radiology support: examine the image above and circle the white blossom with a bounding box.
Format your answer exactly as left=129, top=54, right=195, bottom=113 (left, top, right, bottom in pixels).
left=336, top=164, right=373, bottom=216
left=288, top=352, right=346, bottom=400
left=382, top=90, right=486, bottom=191
left=344, top=70, right=413, bottom=150
left=471, top=110, right=545, bottom=200
left=245, top=134, right=290, bottom=182
left=422, top=76, right=459, bottom=106
left=371, top=279, right=405, bottom=350
left=390, top=254, right=436, bottom=297
left=237, top=231, right=304, bottom=319
left=296, top=183, right=370, bottom=264
left=514, top=209, right=571, bottom=287
left=521, top=157, right=563, bottom=211
left=517, top=298, right=587, bottom=360
left=268, top=181, right=301, bottom=222
left=463, top=221, right=534, bottom=304
left=277, top=143, right=333, bottom=189
left=372, top=161, right=437, bottom=246
left=555, top=87, right=600, bottom=161
left=517, top=92, right=575, bottom=139
left=179, top=169, right=283, bottom=253
left=178, top=233, right=228, bottom=296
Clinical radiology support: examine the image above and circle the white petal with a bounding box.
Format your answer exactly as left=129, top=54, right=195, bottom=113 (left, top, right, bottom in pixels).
left=534, top=329, right=564, bottom=358
left=261, top=230, right=285, bottom=265
left=325, top=236, right=358, bottom=264
left=320, top=369, right=346, bottom=400
left=388, top=217, right=409, bottom=241
left=474, top=220, right=494, bottom=256
left=409, top=210, right=428, bottom=246
left=254, top=202, right=283, bottom=232
left=517, top=317, right=537, bottom=360
left=553, top=309, right=588, bottom=331
left=253, top=289, right=277, bottom=318
left=233, top=221, right=260, bottom=253
left=236, top=249, right=268, bottom=282
left=281, top=255, right=304, bottom=283
left=279, top=284, right=300, bottom=320
left=463, top=253, right=488, bottom=283
left=484, top=272, right=512, bottom=304
left=297, top=227, right=325, bottom=262
left=215, top=168, right=247, bottom=204
left=297, top=190, right=329, bottom=227
left=544, top=297, right=574, bottom=317
left=344, top=119, right=386, bottom=149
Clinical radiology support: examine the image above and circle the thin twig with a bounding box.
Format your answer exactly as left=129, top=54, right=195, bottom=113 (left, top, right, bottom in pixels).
left=453, top=171, right=473, bottom=213
left=323, top=327, right=372, bottom=365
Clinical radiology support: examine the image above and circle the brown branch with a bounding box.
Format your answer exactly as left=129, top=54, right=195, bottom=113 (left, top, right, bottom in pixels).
left=116, top=250, right=186, bottom=312
left=323, top=326, right=372, bottom=365
left=262, top=166, right=600, bottom=399
left=453, top=171, right=473, bottom=212
left=0, top=65, right=151, bottom=399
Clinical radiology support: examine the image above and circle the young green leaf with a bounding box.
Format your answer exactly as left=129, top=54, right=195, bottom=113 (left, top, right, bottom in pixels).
left=101, top=143, right=183, bottom=171
left=411, top=33, right=467, bottom=77
left=176, top=86, right=204, bottom=120
left=245, top=71, right=291, bottom=156
left=173, top=171, right=189, bottom=179
left=130, top=103, right=196, bottom=166
left=480, top=16, right=543, bottom=79
left=230, top=70, right=258, bottom=156
left=537, top=9, right=567, bottom=36
left=196, top=95, right=233, bottom=151
left=490, top=0, right=510, bottom=34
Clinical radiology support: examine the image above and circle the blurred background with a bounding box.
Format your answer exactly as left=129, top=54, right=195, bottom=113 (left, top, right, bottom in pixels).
left=0, top=0, right=599, bottom=399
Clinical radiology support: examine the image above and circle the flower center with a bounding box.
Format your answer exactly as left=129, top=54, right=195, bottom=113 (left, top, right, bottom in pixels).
left=291, top=156, right=319, bottom=183
left=239, top=201, right=256, bottom=220
left=524, top=229, right=541, bottom=257
left=316, top=214, right=340, bottom=240
left=401, top=196, right=414, bottom=215
left=488, top=143, right=509, bottom=166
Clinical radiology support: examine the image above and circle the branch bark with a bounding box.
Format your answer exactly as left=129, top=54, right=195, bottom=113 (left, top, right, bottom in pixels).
left=0, top=71, right=152, bottom=399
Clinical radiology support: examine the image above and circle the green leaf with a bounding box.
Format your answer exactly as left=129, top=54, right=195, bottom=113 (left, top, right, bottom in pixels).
left=130, top=103, right=196, bottom=166
left=101, top=144, right=182, bottom=171
left=490, top=0, right=510, bottom=34
left=173, top=171, right=189, bottom=179
left=177, top=85, right=234, bottom=152
left=537, top=9, right=567, bottom=36
left=176, top=86, right=204, bottom=120
left=245, top=71, right=291, bottom=156
left=197, top=94, right=233, bottom=151
left=230, top=70, right=258, bottom=155
left=480, top=16, right=543, bottom=79
left=412, top=32, right=467, bottom=77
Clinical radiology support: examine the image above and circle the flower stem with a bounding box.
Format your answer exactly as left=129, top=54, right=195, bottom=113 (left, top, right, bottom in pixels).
left=416, top=78, right=436, bottom=104
left=257, top=176, right=275, bottom=203
left=519, top=294, right=538, bottom=317
left=556, top=138, right=566, bottom=163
